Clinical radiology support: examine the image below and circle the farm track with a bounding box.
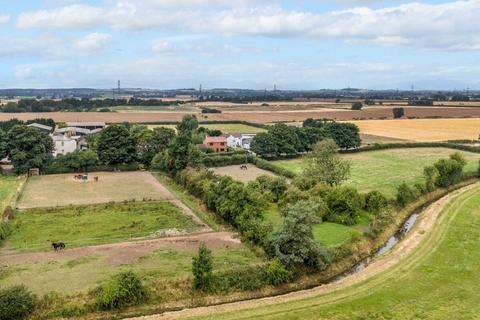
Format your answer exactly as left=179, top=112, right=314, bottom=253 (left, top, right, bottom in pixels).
left=125, top=183, right=478, bottom=320
left=2, top=107, right=480, bottom=123
left=0, top=231, right=240, bottom=266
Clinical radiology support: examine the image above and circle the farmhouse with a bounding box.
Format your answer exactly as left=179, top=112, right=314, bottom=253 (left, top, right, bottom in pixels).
left=203, top=136, right=228, bottom=153
left=226, top=133, right=256, bottom=150
left=51, top=122, right=104, bottom=156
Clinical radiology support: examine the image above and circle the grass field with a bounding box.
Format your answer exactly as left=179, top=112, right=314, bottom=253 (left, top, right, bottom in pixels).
left=0, top=176, right=22, bottom=212
left=199, top=183, right=480, bottom=319
left=6, top=201, right=199, bottom=252
left=275, top=148, right=480, bottom=197
left=17, top=171, right=174, bottom=208
left=211, top=165, right=275, bottom=183
left=0, top=245, right=259, bottom=295
left=351, top=118, right=480, bottom=141
left=147, top=123, right=265, bottom=134
left=265, top=205, right=366, bottom=247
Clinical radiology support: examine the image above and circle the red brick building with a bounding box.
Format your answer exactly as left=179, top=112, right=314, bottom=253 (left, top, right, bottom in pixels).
left=203, top=136, right=228, bottom=153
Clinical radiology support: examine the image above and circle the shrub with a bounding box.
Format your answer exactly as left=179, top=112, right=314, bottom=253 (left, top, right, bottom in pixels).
left=192, top=243, right=214, bottom=291
left=265, top=259, right=290, bottom=285
left=392, top=107, right=405, bottom=118
left=396, top=182, right=416, bottom=207
left=213, top=265, right=268, bottom=292
left=433, top=153, right=467, bottom=188
left=351, top=102, right=363, bottom=110
left=365, top=191, right=388, bottom=215
left=0, top=285, right=36, bottom=320
left=325, top=186, right=365, bottom=225
left=0, top=221, right=12, bottom=242
left=96, top=271, right=148, bottom=310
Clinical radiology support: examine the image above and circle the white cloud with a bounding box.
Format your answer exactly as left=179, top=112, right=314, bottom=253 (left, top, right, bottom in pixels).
left=74, top=33, right=112, bottom=53
left=0, top=15, right=10, bottom=23
left=14, top=0, right=480, bottom=50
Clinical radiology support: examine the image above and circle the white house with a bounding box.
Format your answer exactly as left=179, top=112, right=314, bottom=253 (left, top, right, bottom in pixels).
left=226, top=133, right=256, bottom=150
left=52, top=135, right=81, bottom=157
left=51, top=124, right=102, bottom=157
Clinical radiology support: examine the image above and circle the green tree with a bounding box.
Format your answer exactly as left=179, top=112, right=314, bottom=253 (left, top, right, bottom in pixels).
left=365, top=190, right=388, bottom=215
left=351, top=102, right=363, bottom=110
left=192, top=242, right=213, bottom=291
left=325, top=186, right=365, bottom=225
left=177, top=115, right=199, bottom=133
left=251, top=132, right=278, bottom=157
left=433, top=153, right=466, bottom=187
left=423, top=165, right=439, bottom=192
left=55, top=150, right=99, bottom=171
left=301, top=139, right=351, bottom=187
left=7, top=125, right=53, bottom=174
left=393, top=107, right=405, bottom=119
left=323, top=122, right=361, bottom=149
left=396, top=182, right=416, bottom=207
left=97, top=124, right=137, bottom=165
left=269, top=200, right=330, bottom=270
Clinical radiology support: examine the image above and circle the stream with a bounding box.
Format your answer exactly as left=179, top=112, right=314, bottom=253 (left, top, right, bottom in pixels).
left=334, top=212, right=420, bottom=280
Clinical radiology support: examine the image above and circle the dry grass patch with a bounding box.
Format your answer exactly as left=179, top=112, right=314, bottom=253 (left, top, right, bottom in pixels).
left=210, top=165, right=275, bottom=183
left=17, top=171, right=175, bottom=208
left=350, top=118, right=480, bottom=142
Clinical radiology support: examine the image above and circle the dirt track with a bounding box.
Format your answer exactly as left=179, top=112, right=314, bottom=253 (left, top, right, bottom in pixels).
left=126, top=183, right=478, bottom=320
left=2, top=107, right=480, bottom=124
left=1, top=232, right=240, bottom=266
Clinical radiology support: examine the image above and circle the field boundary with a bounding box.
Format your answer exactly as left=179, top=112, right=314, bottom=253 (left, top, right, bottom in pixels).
left=126, top=182, right=479, bottom=320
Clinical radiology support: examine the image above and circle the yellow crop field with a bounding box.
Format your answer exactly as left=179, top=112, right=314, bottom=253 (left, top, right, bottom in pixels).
left=350, top=118, right=480, bottom=142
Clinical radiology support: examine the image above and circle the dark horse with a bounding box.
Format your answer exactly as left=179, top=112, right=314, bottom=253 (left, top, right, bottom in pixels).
left=50, top=241, right=66, bottom=251
left=240, top=165, right=248, bottom=170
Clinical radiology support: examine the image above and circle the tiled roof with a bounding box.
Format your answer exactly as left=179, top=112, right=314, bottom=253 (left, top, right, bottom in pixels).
left=204, top=136, right=227, bottom=143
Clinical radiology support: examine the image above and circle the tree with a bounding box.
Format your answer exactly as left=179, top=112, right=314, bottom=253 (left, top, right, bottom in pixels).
left=351, top=102, right=363, bottom=110
left=251, top=132, right=278, bottom=157
left=55, top=150, right=99, bottom=171
left=325, top=186, right=364, bottom=225
left=97, top=124, right=137, bottom=165
left=7, top=125, right=53, bottom=174
left=393, top=107, right=405, bottom=119
left=424, top=165, right=439, bottom=192
left=396, top=182, right=416, bottom=207
left=177, top=115, right=199, bottom=133
left=365, top=190, right=388, bottom=215
left=301, top=139, right=351, bottom=187
left=433, top=153, right=466, bottom=187
left=192, top=242, right=213, bottom=291
left=323, top=122, right=361, bottom=149
left=161, top=132, right=197, bottom=173
left=133, top=126, right=176, bottom=166
left=269, top=200, right=330, bottom=270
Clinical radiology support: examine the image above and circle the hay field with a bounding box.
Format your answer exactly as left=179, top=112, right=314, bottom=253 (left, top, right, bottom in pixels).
left=351, top=118, right=480, bottom=141
left=17, top=171, right=174, bottom=208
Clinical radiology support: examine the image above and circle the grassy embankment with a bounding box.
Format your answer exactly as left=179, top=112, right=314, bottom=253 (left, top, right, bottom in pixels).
left=197, top=184, right=480, bottom=319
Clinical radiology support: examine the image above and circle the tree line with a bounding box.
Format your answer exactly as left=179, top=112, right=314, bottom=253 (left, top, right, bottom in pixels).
left=2, top=98, right=185, bottom=113
left=250, top=119, right=361, bottom=158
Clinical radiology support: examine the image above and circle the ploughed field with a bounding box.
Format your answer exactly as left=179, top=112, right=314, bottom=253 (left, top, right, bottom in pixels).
left=200, top=183, right=480, bottom=319
left=275, top=147, right=480, bottom=198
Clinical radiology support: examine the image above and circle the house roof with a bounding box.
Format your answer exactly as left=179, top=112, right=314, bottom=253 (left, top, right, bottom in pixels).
left=204, top=136, right=227, bottom=143
left=54, top=127, right=91, bottom=135
left=66, top=122, right=106, bottom=127
left=27, top=123, right=52, bottom=131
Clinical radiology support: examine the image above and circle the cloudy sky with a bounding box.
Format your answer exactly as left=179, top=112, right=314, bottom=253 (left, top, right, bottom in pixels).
left=0, top=0, right=479, bottom=90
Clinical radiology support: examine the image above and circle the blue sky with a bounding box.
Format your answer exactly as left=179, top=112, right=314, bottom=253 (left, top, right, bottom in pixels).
left=0, top=0, right=479, bottom=90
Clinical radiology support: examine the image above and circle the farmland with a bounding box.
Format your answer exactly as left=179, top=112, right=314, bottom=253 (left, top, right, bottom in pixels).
left=148, top=123, right=266, bottom=134
left=275, top=147, right=480, bottom=197
left=350, top=118, right=480, bottom=142
left=17, top=171, right=174, bottom=208
left=196, top=185, right=480, bottom=320
left=211, top=165, right=274, bottom=183
left=0, top=176, right=22, bottom=212
left=5, top=201, right=200, bottom=252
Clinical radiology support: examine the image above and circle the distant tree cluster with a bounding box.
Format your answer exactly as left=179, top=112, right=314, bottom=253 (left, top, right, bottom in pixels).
left=2, top=98, right=185, bottom=113
left=408, top=98, right=434, bottom=106
left=250, top=119, right=361, bottom=158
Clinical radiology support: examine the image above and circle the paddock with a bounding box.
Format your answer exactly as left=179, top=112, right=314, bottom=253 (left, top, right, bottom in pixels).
left=210, top=165, right=275, bottom=183
left=17, top=171, right=175, bottom=208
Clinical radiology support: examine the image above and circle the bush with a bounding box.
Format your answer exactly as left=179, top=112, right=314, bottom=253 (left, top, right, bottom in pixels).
left=0, top=285, right=36, bottom=320
left=365, top=191, right=388, bottom=215
left=351, top=102, right=363, bottom=110
left=392, top=107, right=405, bottom=118
left=213, top=265, right=268, bottom=292
left=0, top=221, right=12, bottom=242
left=396, top=182, right=416, bottom=207
left=2, top=206, right=13, bottom=220
left=265, top=259, right=290, bottom=285
left=96, top=271, right=148, bottom=310
left=192, top=243, right=214, bottom=291
left=325, top=186, right=365, bottom=225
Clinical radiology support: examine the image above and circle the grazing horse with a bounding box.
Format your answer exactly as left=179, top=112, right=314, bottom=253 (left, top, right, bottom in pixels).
left=240, top=165, right=248, bottom=170
left=94, top=176, right=99, bottom=182
left=50, top=241, right=66, bottom=251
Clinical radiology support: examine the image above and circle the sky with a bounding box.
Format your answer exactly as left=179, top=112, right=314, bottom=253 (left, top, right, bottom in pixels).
left=0, top=0, right=479, bottom=90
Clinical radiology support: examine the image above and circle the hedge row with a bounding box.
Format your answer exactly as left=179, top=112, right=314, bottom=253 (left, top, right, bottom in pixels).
left=42, top=163, right=141, bottom=174
left=340, top=142, right=480, bottom=154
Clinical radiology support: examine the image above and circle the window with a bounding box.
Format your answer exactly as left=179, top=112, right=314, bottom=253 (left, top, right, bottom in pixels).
left=209, top=143, right=214, bottom=146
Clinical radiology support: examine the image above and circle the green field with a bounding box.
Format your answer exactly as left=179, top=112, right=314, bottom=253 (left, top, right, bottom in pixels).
left=198, top=184, right=480, bottom=319
left=275, top=148, right=480, bottom=197
left=0, top=176, right=21, bottom=212
left=6, top=201, right=199, bottom=252
left=148, top=123, right=266, bottom=134
left=1, top=246, right=259, bottom=295
left=265, top=205, right=366, bottom=247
